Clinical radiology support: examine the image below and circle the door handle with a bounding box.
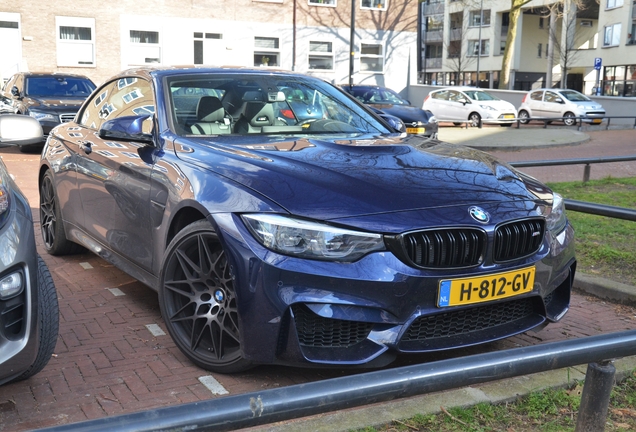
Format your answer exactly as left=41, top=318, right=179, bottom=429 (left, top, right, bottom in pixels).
left=79, top=141, right=92, bottom=155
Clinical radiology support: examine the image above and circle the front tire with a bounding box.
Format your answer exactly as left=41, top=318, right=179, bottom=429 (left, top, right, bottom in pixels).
left=40, top=171, right=84, bottom=255
left=159, top=220, right=252, bottom=373
left=563, top=112, right=576, bottom=126
left=468, top=112, right=481, bottom=127
left=11, top=256, right=59, bottom=382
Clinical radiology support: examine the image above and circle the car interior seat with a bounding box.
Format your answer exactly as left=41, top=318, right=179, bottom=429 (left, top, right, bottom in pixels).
left=190, top=96, right=231, bottom=135
left=234, top=91, right=286, bottom=134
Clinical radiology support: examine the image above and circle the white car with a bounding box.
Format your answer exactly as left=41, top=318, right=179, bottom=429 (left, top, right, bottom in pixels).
left=422, top=87, right=517, bottom=127
left=517, top=89, right=605, bottom=126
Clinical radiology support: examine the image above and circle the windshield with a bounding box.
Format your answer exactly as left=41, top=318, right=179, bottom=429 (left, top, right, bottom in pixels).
left=25, top=76, right=96, bottom=97
left=560, top=90, right=591, bottom=102
left=167, top=73, right=391, bottom=137
left=462, top=90, right=500, bottom=101
left=348, top=87, right=408, bottom=106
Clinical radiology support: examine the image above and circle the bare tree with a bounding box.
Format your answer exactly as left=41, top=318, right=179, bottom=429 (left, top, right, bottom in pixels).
left=499, top=0, right=532, bottom=89
left=443, top=10, right=477, bottom=83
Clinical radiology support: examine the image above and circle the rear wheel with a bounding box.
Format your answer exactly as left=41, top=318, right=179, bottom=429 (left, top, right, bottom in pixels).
left=11, top=256, right=59, bottom=382
left=518, top=110, right=530, bottom=124
left=39, top=171, right=85, bottom=255
left=563, top=112, right=576, bottom=126
left=159, top=220, right=253, bottom=373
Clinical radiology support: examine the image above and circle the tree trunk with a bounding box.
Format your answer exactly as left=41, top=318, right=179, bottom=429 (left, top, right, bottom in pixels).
left=499, top=0, right=531, bottom=89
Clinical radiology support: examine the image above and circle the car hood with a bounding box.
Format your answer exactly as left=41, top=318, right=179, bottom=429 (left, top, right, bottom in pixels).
left=175, top=134, right=550, bottom=221
left=470, top=100, right=516, bottom=111
left=25, top=97, right=85, bottom=110
left=567, top=100, right=604, bottom=111
left=367, top=104, right=430, bottom=124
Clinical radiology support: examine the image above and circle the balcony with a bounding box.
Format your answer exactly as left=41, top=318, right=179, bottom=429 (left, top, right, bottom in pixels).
left=422, top=3, right=444, bottom=15
left=424, top=30, right=444, bottom=43
left=425, top=58, right=442, bottom=69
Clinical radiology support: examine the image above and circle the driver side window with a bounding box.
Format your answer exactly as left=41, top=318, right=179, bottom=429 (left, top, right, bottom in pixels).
left=79, top=77, right=155, bottom=131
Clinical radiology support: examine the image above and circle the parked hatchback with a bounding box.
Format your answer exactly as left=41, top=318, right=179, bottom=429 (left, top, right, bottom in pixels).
left=342, top=84, right=438, bottom=138
left=423, top=87, right=517, bottom=127
left=0, top=115, right=59, bottom=386
left=517, top=89, right=605, bottom=126
left=0, top=72, right=96, bottom=151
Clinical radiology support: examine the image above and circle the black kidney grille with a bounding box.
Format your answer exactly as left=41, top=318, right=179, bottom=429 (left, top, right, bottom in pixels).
left=402, top=297, right=535, bottom=341
left=291, top=304, right=373, bottom=348
left=402, top=228, right=486, bottom=268
left=494, top=219, right=544, bottom=262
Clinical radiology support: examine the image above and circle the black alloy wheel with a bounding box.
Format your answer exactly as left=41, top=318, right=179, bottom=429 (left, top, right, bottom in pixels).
left=39, top=171, right=83, bottom=255
left=159, top=220, right=252, bottom=373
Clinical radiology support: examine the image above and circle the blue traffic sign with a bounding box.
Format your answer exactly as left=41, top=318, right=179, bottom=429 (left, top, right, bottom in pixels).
left=594, top=58, right=602, bottom=70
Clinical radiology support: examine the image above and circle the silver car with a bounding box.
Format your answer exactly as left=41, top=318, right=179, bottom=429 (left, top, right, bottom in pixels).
left=517, top=89, right=605, bottom=126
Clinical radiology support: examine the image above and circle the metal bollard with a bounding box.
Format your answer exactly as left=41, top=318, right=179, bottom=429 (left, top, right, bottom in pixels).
left=575, top=361, right=616, bottom=432
left=583, top=164, right=591, bottom=183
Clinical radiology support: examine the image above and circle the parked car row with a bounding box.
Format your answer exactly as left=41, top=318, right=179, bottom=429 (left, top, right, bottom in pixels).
left=0, top=72, right=96, bottom=151
left=422, top=87, right=606, bottom=127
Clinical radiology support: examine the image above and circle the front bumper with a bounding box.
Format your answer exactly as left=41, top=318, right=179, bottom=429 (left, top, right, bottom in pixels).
left=0, top=189, right=39, bottom=385
left=213, top=211, right=576, bottom=368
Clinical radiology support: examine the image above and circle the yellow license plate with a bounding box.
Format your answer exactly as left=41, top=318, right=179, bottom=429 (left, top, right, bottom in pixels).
left=592, top=119, right=602, bottom=124
left=503, top=114, right=515, bottom=119
left=406, top=127, right=425, bottom=134
left=438, top=267, right=535, bottom=307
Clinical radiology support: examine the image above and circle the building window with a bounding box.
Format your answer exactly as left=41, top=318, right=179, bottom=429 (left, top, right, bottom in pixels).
left=254, top=37, right=279, bottom=67
left=469, top=9, right=491, bottom=27
left=193, top=33, right=223, bottom=65
left=469, top=39, right=490, bottom=56
left=129, top=30, right=161, bottom=64
left=606, top=0, right=623, bottom=8
left=309, top=0, right=336, bottom=5
left=539, top=17, right=544, bottom=29
left=308, top=41, right=334, bottom=70
left=55, top=16, right=95, bottom=67
left=537, top=43, right=542, bottom=57
left=360, top=42, right=384, bottom=72
left=361, top=0, right=387, bottom=10
left=603, top=23, right=621, bottom=47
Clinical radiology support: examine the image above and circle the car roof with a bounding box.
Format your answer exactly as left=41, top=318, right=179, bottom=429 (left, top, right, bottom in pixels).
left=19, top=72, right=93, bottom=79
left=110, top=66, right=317, bottom=82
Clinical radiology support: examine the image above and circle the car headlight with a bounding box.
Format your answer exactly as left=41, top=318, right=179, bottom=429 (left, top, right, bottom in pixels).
left=28, top=109, right=58, bottom=122
left=479, top=105, right=497, bottom=111
left=428, top=115, right=437, bottom=123
left=546, top=192, right=567, bottom=234
left=0, top=272, right=23, bottom=299
left=242, top=214, right=385, bottom=261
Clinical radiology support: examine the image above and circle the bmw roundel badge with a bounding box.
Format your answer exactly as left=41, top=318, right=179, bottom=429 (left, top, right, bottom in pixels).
left=469, top=206, right=490, bottom=223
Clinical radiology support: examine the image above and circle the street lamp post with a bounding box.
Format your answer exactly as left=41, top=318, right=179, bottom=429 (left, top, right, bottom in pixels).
left=476, top=0, right=483, bottom=87
left=349, top=0, right=355, bottom=88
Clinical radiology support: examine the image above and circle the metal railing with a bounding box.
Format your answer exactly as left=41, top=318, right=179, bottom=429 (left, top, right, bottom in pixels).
left=38, top=330, right=636, bottom=432
left=510, top=155, right=636, bottom=183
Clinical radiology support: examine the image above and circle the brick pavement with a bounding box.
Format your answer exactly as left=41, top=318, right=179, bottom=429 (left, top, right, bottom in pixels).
left=0, top=130, right=634, bottom=431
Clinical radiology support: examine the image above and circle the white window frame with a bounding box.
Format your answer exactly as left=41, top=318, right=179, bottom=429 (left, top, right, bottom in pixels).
left=308, top=40, right=334, bottom=71
left=128, top=29, right=162, bottom=65
left=606, top=0, right=623, bottom=8
left=468, top=39, right=490, bottom=56
left=603, top=23, right=621, bottom=47
left=361, top=0, right=387, bottom=10
left=254, top=36, right=280, bottom=67
left=469, top=9, right=491, bottom=27
left=55, top=16, right=95, bottom=67
left=309, top=0, right=337, bottom=6
left=359, top=41, right=385, bottom=73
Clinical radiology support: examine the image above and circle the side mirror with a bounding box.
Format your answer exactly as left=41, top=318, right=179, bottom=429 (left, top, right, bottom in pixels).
left=99, top=115, right=154, bottom=144
left=0, top=114, right=44, bottom=146
left=11, top=86, right=20, bottom=98
left=555, top=98, right=564, bottom=104
left=378, top=113, right=406, bottom=133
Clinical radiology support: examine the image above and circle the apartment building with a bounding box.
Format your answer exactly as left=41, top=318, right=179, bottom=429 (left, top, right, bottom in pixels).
left=0, top=0, right=418, bottom=91
left=419, top=0, right=636, bottom=96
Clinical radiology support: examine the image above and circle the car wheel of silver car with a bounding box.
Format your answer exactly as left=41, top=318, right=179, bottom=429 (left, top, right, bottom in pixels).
left=159, top=220, right=253, bottom=373
left=563, top=112, right=576, bottom=126
left=10, top=256, right=59, bottom=383
left=40, top=171, right=85, bottom=255
left=518, top=110, right=530, bottom=124
left=469, top=113, right=481, bottom=127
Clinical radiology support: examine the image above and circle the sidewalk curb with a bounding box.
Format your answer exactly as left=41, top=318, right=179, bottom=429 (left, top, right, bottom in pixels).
left=575, top=272, right=636, bottom=305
